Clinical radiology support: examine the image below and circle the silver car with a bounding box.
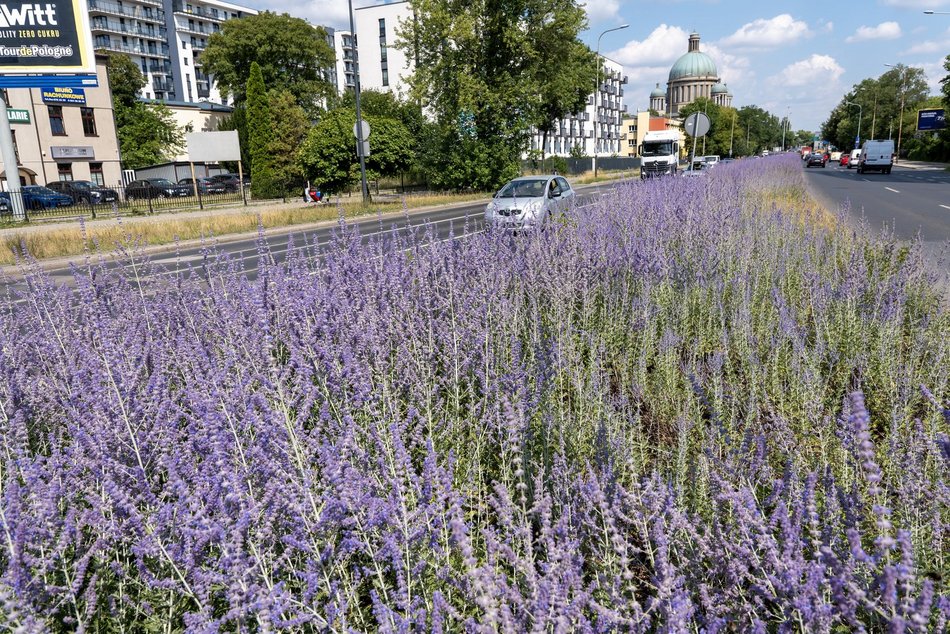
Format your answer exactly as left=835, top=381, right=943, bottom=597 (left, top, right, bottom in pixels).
left=484, top=175, right=576, bottom=230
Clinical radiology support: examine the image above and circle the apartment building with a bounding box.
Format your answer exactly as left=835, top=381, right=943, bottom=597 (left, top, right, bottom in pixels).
left=337, top=1, right=628, bottom=158
left=0, top=56, right=122, bottom=188
left=89, top=0, right=256, bottom=103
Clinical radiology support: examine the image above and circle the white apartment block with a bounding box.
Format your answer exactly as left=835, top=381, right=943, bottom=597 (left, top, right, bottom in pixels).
left=337, top=1, right=628, bottom=158
left=90, top=0, right=256, bottom=103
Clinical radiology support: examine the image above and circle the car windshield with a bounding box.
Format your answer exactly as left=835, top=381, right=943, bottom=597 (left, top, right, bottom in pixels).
left=497, top=179, right=547, bottom=198
left=150, top=179, right=174, bottom=187
left=71, top=181, right=93, bottom=189
left=642, top=141, right=673, bottom=156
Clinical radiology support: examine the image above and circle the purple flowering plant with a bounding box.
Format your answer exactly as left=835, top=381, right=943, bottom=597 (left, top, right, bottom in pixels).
left=0, top=155, right=947, bottom=631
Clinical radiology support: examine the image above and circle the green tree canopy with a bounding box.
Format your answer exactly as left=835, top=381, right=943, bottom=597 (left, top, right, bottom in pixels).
left=247, top=61, right=278, bottom=198
left=298, top=109, right=415, bottom=194
left=104, top=53, right=184, bottom=170
left=396, top=0, right=597, bottom=190
left=201, top=11, right=335, bottom=114
left=268, top=90, right=310, bottom=190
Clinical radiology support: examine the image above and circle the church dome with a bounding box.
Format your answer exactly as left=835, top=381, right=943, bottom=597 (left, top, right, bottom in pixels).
left=650, top=83, right=665, bottom=98
left=668, top=32, right=718, bottom=81
left=711, top=82, right=728, bottom=95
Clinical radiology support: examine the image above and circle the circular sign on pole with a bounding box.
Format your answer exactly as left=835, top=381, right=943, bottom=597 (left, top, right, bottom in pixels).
left=684, top=112, right=710, bottom=137
left=353, top=119, right=371, bottom=139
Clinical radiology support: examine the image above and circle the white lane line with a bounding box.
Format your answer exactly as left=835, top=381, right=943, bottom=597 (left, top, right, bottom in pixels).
left=885, top=187, right=900, bottom=193
left=940, top=205, right=950, bottom=211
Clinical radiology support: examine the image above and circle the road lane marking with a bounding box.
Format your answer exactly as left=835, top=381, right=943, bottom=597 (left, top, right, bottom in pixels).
left=885, top=187, right=900, bottom=193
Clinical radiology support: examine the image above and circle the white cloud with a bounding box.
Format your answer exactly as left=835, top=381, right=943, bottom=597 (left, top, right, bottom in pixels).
left=244, top=0, right=366, bottom=30
left=581, top=0, right=621, bottom=23
left=609, top=24, right=690, bottom=67
left=719, top=14, right=810, bottom=48
left=773, top=55, right=845, bottom=88
left=845, top=22, right=902, bottom=43
left=902, top=38, right=950, bottom=54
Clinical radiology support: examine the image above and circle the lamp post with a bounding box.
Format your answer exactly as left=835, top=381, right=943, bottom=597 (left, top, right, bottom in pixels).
left=884, top=63, right=905, bottom=164
left=593, top=24, right=629, bottom=177
left=348, top=0, right=369, bottom=202
left=780, top=106, right=790, bottom=151
left=729, top=110, right=736, bottom=157
left=845, top=101, right=863, bottom=150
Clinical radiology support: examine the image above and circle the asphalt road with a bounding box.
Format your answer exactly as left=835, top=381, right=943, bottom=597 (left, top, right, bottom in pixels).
left=802, top=159, right=950, bottom=300
left=1, top=181, right=621, bottom=291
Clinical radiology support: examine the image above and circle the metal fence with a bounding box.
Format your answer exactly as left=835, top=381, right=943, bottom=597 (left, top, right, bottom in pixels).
left=0, top=183, right=257, bottom=224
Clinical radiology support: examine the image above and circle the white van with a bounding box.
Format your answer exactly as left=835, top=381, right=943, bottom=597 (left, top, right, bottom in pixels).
left=703, top=155, right=720, bottom=168
left=847, top=148, right=862, bottom=169
left=857, top=140, right=895, bottom=174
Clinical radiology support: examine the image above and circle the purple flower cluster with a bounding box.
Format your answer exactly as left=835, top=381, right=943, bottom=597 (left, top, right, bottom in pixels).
left=0, top=155, right=947, bottom=631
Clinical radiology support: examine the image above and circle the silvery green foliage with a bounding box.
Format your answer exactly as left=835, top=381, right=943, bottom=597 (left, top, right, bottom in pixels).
left=0, top=156, right=947, bottom=631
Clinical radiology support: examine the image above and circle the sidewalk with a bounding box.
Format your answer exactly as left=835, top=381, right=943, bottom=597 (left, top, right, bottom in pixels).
left=895, top=159, right=950, bottom=170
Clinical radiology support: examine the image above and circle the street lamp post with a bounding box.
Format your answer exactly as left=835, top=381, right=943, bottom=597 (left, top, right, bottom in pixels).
left=593, top=24, right=629, bottom=177
left=845, top=101, right=863, bottom=150
left=729, top=110, right=736, bottom=157
left=884, top=63, right=905, bottom=164
left=780, top=106, right=790, bottom=151
left=348, top=0, right=369, bottom=202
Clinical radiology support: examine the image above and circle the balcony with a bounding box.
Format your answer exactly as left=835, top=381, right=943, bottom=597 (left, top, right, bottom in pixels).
left=197, top=87, right=211, bottom=99
left=152, top=78, right=171, bottom=91
left=91, top=19, right=167, bottom=39
left=149, top=62, right=172, bottom=74
left=621, top=75, right=628, bottom=84
left=190, top=40, right=207, bottom=51
left=178, top=22, right=214, bottom=36
left=172, top=2, right=226, bottom=21
left=88, top=0, right=165, bottom=22
left=96, top=41, right=168, bottom=57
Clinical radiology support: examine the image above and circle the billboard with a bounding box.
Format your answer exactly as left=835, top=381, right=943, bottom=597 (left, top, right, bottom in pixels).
left=917, top=108, right=946, bottom=131
left=0, top=0, right=96, bottom=75
left=186, top=131, right=242, bottom=163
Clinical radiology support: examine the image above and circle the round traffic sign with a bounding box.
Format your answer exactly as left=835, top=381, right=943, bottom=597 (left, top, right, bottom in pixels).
left=353, top=119, right=371, bottom=139
left=684, top=112, right=710, bottom=137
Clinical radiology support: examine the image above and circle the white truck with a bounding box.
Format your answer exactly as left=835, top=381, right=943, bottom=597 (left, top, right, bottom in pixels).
left=639, top=130, right=680, bottom=178
left=856, top=140, right=895, bottom=174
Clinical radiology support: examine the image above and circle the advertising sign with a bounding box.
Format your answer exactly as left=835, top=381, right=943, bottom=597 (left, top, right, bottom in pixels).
left=0, top=0, right=95, bottom=75
left=186, top=131, right=242, bottom=163
left=50, top=145, right=94, bottom=159
left=6, top=108, right=29, bottom=124
left=41, top=86, right=84, bottom=105
left=917, top=108, right=946, bottom=131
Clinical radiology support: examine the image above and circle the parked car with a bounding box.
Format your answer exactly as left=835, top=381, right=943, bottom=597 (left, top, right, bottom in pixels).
left=703, top=155, right=721, bottom=168
left=484, top=175, right=575, bottom=230
left=125, top=178, right=191, bottom=200
left=45, top=180, right=119, bottom=205
left=830, top=151, right=842, bottom=162
left=207, top=173, right=248, bottom=192
left=805, top=153, right=827, bottom=168
left=178, top=177, right=228, bottom=195
left=682, top=162, right=707, bottom=177
left=847, top=149, right=862, bottom=169
left=0, top=185, right=75, bottom=212
left=839, top=154, right=850, bottom=167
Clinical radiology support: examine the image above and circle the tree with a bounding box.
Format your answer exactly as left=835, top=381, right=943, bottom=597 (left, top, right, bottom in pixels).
left=246, top=62, right=278, bottom=198
left=396, top=0, right=596, bottom=190
left=104, top=53, right=183, bottom=170
left=268, top=90, right=310, bottom=191
left=200, top=12, right=335, bottom=114
left=298, top=109, right=415, bottom=194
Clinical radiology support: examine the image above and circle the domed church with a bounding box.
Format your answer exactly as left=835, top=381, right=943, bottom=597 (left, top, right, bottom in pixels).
left=649, top=32, right=732, bottom=116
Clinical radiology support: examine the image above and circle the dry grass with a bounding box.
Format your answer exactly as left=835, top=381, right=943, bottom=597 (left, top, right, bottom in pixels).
left=0, top=192, right=490, bottom=266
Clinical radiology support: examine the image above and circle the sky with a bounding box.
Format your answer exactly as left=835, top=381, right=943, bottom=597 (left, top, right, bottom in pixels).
left=244, top=0, right=950, bottom=132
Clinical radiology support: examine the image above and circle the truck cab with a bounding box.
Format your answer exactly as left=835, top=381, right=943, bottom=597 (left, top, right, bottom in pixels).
left=639, top=130, right=680, bottom=178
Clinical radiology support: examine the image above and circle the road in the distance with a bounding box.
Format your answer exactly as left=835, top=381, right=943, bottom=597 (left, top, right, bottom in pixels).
left=802, top=161, right=950, bottom=299
left=1, top=181, right=622, bottom=290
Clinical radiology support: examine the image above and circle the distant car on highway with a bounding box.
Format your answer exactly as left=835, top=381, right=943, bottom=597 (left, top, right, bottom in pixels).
left=805, top=153, right=827, bottom=168
left=839, top=154, right=850, bottom=167
left=484, top=175, right=575, bottom=230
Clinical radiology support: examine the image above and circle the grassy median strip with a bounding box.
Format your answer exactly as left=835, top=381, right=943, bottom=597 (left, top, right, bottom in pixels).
left=0, top=192, right=490, bottom=266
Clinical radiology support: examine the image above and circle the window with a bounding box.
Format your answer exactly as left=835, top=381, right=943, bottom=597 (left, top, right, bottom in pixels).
left=81, top=107, right=97, bottom=136
left=381, top=69, right=389, bottom=87
left=379, top=18, right=385, bottom=37
left=48, top=106, right=66, bottom=135
left=58, top=163, right=73, bottom=181
left=90, top=163, right=104, bottom=186
left=184, top=57, right=189, bottom=66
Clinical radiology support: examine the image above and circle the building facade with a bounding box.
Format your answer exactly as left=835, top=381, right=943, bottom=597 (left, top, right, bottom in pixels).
left=650, top=32, right=732, bottom=117
left=90, top=0, right=256, bottom=103
left=0, top=56, right=123, bottom=188
left=337, top=1, right=628, bottom=159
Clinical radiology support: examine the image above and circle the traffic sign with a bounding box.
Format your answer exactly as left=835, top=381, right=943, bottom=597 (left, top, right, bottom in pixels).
left=684, top=112, right=710, bottom=137
left=353, top=119, right=371, bottom=139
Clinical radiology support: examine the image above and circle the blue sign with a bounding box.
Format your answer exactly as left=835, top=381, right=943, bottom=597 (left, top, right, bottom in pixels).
left=0, top=74, right=98, bottom=89
left=917, top=108, right=945, bottom=131
left=42, top=86, right=86, bottom=105
left=855, top=135, right=860, bottom=146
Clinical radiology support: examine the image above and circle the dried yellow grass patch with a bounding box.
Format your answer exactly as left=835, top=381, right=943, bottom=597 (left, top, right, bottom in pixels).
left=0, top=193, right=488, bottom=266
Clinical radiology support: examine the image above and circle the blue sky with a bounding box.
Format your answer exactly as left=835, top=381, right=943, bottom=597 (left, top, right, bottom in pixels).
left=249, top=0, right=950, bottom=132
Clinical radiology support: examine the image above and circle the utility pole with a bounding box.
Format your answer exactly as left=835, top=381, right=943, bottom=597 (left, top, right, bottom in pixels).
left=884, top=63, right=906, bottom=164
left=729, top=110, right=736, bottom=157
left=348, top=0, right=369, bottom=202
